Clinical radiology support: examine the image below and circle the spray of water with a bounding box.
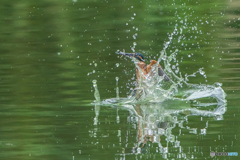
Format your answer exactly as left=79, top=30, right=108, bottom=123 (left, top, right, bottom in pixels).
left=109, top=28, right=226, bottom=105
left=92, top=23, right=226, bottom=108
left=91, top=25, right=227, bottom=157
left=91, top=11, right=227, bottom=158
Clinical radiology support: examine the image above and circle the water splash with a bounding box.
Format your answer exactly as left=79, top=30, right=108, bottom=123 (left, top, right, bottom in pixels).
left=91, top=13, right=227, bottom=159
left=91, top=47, right=227, bottom=155
left=115, top=77, right=119, bottom=99
left=92, top=24, right=227, bottom=112
left=112, top=53, right=226, bottom=106
left=92, top=79, right=101, bottom=103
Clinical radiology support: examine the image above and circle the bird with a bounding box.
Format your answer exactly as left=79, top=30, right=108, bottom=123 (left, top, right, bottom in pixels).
left=117, top=52, right=170, bottom=85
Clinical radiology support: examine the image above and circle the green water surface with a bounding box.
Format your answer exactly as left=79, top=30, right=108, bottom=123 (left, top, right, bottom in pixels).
left=0, top=0, right=239, bottom=159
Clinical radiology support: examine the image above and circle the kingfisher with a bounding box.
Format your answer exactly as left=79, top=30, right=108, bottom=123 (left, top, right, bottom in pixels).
left=117, top=51, right=170, bottom=84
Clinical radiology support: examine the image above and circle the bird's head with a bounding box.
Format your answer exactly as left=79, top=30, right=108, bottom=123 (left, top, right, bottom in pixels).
left=134, top=53, right=144, bottom=62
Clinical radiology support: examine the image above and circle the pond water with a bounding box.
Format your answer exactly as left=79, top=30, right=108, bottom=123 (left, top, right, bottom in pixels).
left=0, top=0, right=239, bottom=160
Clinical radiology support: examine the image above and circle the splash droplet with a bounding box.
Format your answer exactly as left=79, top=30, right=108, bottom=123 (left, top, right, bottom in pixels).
left=200, top=70, right=205, bottom=75
left=92, top=79, right=97, bottom=84
left=92, top=80, right=100, bottom=102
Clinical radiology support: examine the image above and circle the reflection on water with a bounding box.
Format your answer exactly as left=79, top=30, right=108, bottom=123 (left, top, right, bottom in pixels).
left=93, top=97, right=226, bottom=158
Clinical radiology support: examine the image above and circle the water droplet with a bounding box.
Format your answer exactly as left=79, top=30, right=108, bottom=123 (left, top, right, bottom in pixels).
left=116, top=63, right=119, bottom=67
left=117, top=130, right=121, bottom=136
left=57, top=52, right=61, bottom=55
left=214, top=82, right=222, bottom=87
left=175, top=68, right=179, bottom=74
left=188, top=55, right=191, bottom=58
left=92, top=79, right=97, bottom=87
left=115, top=77, right=119, bottom=81
left=133, top=33, right=138, bottom=39
left=200, top=70, right=205, bottom=75
left=93, top=70, right=95, bottom=73
left=94, top=63, right=97, bottom=67
left=126, top=23, right=128, bottom=25
left=137, top=148, right=141, bottom=153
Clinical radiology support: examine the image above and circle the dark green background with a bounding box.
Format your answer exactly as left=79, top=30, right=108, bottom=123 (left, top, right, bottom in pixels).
left=0, top=0, right=239, bottom=159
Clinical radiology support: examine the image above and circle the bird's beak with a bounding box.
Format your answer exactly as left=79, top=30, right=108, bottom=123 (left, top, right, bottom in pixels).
left=116, top=51, right=135, bottom=58
left=124, top=53, right=136, bottom=57
left=118, top=52, right=134, bottom=57
left=116, top=51, right=144, bottom=61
